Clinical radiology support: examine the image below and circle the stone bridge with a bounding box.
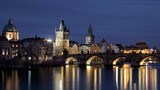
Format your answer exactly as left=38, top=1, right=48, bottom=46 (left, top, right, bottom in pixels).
left=65, top=53, right=160, bottom=66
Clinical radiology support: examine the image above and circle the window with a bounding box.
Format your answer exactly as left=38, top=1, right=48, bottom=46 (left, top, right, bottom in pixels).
left=9, top=34, right=12, bottom=38
left=2, top=49, right=5, bottom=55
left=6, top=49, right=8, bottom=55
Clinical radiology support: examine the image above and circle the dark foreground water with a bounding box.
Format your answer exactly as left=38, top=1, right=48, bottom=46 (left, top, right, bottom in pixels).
left=0, top=65, right=160, bottom=90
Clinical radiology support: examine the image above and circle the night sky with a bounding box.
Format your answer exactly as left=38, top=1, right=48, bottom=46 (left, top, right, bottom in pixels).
left=0, top=0, right=160, bottom=48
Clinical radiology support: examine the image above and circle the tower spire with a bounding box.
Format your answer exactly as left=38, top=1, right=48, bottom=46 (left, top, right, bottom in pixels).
left=59, top=19, right=66, bottom=31
left=8, top=19, right=12, bottom=25
left=88, top=24, right=93, bottom=35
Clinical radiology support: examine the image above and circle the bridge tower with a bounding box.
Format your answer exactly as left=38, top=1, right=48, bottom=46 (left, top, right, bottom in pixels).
left=54, top=19, right=70, bottom=56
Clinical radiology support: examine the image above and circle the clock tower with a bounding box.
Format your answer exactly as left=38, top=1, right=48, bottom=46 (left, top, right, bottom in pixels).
left=85, top=24, right=95, bottom=44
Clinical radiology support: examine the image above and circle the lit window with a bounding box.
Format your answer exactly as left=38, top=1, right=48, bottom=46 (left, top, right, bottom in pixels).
left=6, top=50, right=8, bottom=55
left=12, top=45, right=14, bottom=47
left=2, top=49, right=5, bottom=55
left=28, top=57, right=31, bottom=60
left=9, top=34, right=12, bottom=38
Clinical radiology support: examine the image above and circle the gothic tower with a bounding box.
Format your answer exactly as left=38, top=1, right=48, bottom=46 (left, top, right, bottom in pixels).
left=55, top=19, right=70, bottom=55
left=85, top=24, right=95, bottom=44
left=2, top=19, right=19, bottom=41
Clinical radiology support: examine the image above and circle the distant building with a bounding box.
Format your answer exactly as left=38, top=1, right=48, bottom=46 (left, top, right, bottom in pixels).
left=79, top=44, right=91, bottom=54
left=90, top=43, right=101, bottom=53
left=100, top=38, right=108, bottom=53
left=54, top=20, right=70, bottom=56
left=2, top=19, right=19, bottom=41
left=21, top=36, right=53, bottom=62
left=0, top=36, right=11, bottom=60
left=2, top=19, right=20, bottom=58
left=69, top=41, right=79, bottom=54
left=85, top=24, right=95, bottom=44
left=110, top=44, right=120, bottom=53
left=135, top=41, right=150, bottom=54
left=122, top=41, right=150, bottom=54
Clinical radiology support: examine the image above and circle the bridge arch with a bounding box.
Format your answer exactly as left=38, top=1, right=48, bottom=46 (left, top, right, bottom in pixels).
left=66, top=57, right=78, bottom=65
left=86, top=56, right=104, bottom=65
left=139, top=56, right=159, bottom=65
left=112, top=56, right=128, bottom=65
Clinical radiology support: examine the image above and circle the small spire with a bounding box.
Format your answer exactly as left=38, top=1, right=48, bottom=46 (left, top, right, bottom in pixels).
left=59, top=19, right=66, bottom=30
left=88, top=24, right=93, bottom=35
left=55, top=27, right=57, bottom=33
left=8, top=19, right=13, bottom=24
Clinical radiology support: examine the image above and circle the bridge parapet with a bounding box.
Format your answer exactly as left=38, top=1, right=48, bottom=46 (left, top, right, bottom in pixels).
left=66, top=53, right=160, bottom=65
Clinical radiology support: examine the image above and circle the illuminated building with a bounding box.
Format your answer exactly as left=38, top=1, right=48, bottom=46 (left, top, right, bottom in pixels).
left=100, top=38, right=108, bottom=53
left=135, top=41, right=150, bottom=54
left=79, top=44, right=91, bottom=54
left=90, top=43, right=101, bottom=53
left=2, top=19, right=20, bottom=58
left=0, top=36, right=11, bottom=60
left=110, top=44, right=120, bottom=53
left=85, top=24, right=95, bottom=44
left=122, top=41, right=150, bottom=54
left=54, top=20, right=70, bottom=56
left=69, top=41, right=79, bottom=54
left=2, top=19, right=19, bottom=41
left=20, top=36, right=53, bottom=61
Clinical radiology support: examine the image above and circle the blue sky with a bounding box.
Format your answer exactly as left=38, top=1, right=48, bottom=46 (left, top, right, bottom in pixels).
left=0, top=0, right=160, bottom=48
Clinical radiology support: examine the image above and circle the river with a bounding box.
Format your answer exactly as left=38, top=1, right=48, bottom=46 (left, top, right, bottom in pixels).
left=0, top=65, right=160, bottom=90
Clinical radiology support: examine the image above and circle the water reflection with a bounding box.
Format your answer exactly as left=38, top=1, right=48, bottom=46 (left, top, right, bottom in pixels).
left=113, top=66, right=158, bottom=90
left=52, top=65, right=103, bottom=90
left=52, top=67, right=64, bottom=90
left=1, top=71, right=19, bottom=90
left=63, top=65, right=80, bottom=90
left=28, top=71, right=31, bottom=90
left=86, top=66, right=102, bottom=90
left=0, top=65, right=159, bottom=90
left=138, top=66, right=157, bottom=90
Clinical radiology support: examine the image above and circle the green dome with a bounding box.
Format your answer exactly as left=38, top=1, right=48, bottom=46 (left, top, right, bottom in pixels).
left=2, top=19, right=18, bottom=33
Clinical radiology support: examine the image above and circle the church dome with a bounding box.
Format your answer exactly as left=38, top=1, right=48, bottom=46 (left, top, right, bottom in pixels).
left=2, top=19, right=18, bottom=33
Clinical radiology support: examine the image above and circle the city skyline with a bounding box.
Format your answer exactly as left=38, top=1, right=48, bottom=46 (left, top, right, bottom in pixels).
left=0, top=0, right=160, bottom=48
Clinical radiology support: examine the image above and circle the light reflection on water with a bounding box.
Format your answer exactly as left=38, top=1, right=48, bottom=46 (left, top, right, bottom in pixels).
left=0, top=65, right=159, bottom=90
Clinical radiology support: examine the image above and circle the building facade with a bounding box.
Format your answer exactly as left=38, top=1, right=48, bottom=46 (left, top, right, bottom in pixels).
left=79, top=44, right=91, bottom=54
left=1, top=19, right=20, bottom=59
left=0, top=36, right=11, bottom=60
left=90, top=43, right=101, bottom=53
left=54, top=20, right=70, bottom=56
left=21, top=36, right=53, bottom=62
left=122, top=41, right=150, bottom=54
left=69, top=41, right=79, bottom=54
left=2, top=19, right=19, bottom=41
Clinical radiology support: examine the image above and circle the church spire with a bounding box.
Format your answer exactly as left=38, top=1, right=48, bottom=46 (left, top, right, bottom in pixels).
left=85, top=24, right=95, bottom=44
left=59, top=19, right=66, bottom=31
left=88, top=24, right=93, bottom=35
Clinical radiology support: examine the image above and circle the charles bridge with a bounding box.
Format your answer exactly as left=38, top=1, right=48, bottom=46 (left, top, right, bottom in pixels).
left=1, top=53, right=160, bottom=68
left=65, top=53, right=160, bottom=66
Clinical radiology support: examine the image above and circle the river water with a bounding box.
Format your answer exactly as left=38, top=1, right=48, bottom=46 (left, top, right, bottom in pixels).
left=0, top=65, right=160, bottom=90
